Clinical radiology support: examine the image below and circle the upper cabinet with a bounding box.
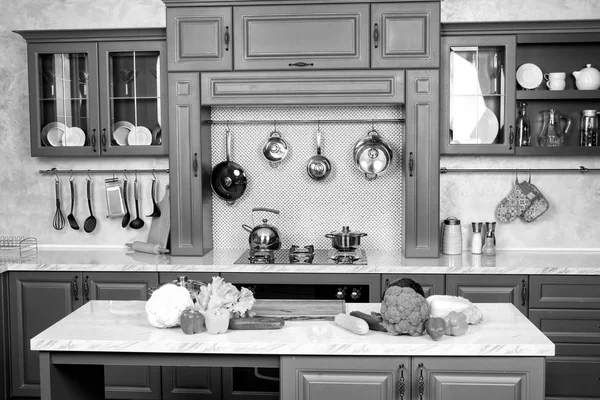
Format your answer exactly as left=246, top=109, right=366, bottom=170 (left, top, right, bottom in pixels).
left=233, top=4, right=370, bottom=71
left=440, top=35, right=517, bottom=155
left=371, top=2, right=440, bottom=69
left=167, top=7, right=232, bottom=71
left=16, top=29, right=168, bottom=157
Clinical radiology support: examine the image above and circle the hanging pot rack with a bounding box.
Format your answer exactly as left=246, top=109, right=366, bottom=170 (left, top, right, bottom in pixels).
left=440, top=166, right=599, bottom=174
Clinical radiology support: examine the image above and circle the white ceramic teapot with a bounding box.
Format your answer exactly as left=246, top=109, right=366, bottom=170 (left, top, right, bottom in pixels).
left=572, top=64, right=600, bottom=90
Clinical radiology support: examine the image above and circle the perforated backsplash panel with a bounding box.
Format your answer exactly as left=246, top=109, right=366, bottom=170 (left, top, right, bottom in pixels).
left=211, top=106, right=404, bottom=250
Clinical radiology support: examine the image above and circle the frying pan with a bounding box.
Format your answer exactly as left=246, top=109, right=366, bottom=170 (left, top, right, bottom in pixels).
left=210, top=128, right=247, bottom=205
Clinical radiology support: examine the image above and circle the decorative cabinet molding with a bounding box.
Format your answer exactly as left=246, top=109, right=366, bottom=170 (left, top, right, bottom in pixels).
left=167, top=7, right=232, bottom=71
left=233, top=4, right=370, bottom=70
left=371, top=2, right=440, bottom=69
left=200, top=70, right=405, bottom=106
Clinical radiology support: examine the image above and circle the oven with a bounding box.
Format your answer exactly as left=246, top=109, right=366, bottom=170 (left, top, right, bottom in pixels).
left=220, top=272, right=380, bottom=400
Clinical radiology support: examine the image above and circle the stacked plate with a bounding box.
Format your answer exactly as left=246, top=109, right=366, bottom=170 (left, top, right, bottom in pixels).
left=41, top=122, right=85, bottom=147
left=112, top=121, right=153, bottom=146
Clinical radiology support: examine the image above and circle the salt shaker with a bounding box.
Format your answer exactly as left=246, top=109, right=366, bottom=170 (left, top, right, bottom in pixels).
left=442, top=217, right=462, bottom=255
left=471, top=222, right=483, bottom=254
left=482, top=231, right=496, bottom=257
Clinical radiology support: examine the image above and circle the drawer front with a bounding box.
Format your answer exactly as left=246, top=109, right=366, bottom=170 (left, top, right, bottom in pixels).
left=234, top=4, right=370, bottom=70
left=546, top=356, right=600, bottom=398
left=530, top=275, right=600, bottom=309
left=529, top=309, right=600, bottom=344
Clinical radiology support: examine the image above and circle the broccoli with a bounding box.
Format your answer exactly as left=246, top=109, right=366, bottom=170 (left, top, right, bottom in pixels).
left=380, top=286, right=430, bottom=336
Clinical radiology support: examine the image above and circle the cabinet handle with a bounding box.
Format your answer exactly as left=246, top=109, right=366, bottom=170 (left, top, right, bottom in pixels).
left=288, top=62, right=314, bottom=67
left=409, top=152, right=415, bottom=177
left=398, top=363, right=405, bottom=400
left=192, top=152, right=198, bottom=177
left=72, top=276, right=79, bottom=301
left=373, top=23, right=379, bottom=49
left=418, top=363, right=425, bottom=400
left=521, top=279, right=527, bottom=306
left=101, top=128, right=107, bottom=152
left=509, top=125, right=514, bottom=150
left=91, top=129, right=97, bottom=152
left=224, top=26, right=230, bottom=52
left=84, top=275, right=90, bottom=301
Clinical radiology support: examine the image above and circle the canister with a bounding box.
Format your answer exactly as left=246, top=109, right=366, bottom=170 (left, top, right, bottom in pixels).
left=580, top=109, right=598, bottom=147
left=441, top=217, right=463, bottom=255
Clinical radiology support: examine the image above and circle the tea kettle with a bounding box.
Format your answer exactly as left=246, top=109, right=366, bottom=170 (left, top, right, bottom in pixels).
left=572, top=64, right=600, bottom=90
left=537, top=109, right=571, bottom=147
left=242, top=208, right=281, bottom=251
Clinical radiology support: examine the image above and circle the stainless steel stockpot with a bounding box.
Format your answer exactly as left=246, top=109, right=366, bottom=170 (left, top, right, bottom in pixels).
left=325, top=226, right=367, bottom=250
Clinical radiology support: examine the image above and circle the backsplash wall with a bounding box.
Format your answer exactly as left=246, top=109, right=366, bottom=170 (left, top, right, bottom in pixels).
left=0, top=0, right=599, bottom=249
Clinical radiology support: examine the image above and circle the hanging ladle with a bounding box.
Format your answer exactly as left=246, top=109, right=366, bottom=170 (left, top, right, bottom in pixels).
left=146, top=170, right=161, bottom=218
left=129, top=171, right=145, bottom=230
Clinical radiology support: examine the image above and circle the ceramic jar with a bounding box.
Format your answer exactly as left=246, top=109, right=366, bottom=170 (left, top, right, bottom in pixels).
left=441, top=217, right=462, bottom=255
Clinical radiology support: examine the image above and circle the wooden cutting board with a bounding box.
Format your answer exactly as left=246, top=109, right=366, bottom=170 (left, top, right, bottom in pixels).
left=146, top=185, right=170, bottom=250
left=252, top=299, right=346, bottom=321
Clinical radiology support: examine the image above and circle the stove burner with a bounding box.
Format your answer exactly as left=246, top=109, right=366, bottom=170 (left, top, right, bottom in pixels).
left=248, top=250, right=275, bottom=264
left=235, top=247, right=367, bottom=265
left=289, top=245, right=315, bottom=264
left=329, top=249, right=362, bottom=264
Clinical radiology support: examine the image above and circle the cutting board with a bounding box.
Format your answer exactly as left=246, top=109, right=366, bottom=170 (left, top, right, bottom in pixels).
left=146, top=185, right=170, bottom=250
left=252, top=299, right=346, bottom=321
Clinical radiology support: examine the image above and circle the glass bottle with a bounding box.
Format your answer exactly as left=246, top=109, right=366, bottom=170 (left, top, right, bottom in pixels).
left=580, top=109, right=598, bottom=147
left=515, top=102, right=531, bottom=147
left=482, top=232, right=496, bottom=256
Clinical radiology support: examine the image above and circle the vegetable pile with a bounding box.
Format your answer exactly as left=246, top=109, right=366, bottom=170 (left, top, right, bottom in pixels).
left=380, top=286, right=430, bottom=336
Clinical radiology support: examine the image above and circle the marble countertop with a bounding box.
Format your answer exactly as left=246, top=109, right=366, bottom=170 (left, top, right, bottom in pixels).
left=2, top=248, right=600, bottom=275
left=30, top=301, right=554, bottom=357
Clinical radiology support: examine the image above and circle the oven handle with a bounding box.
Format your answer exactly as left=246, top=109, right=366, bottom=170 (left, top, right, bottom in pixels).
left=254, top=367, right=280, bottom=382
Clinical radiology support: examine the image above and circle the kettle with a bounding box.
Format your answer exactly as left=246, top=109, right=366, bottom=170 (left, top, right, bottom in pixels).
left=572, top=64, right=600, bottom=90
left=242, top=208, right=281, bottom=251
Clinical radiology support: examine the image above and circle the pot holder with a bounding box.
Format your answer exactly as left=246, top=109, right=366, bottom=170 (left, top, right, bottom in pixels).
left=520, top=177, right=550, bottom=223
left=495, top=177, right=539, bottom=223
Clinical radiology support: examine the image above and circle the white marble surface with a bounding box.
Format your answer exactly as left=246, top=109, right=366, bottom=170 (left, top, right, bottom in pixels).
left=30, top=301, right=554, bottom=356
left=2, top=248, right=600, bottom=275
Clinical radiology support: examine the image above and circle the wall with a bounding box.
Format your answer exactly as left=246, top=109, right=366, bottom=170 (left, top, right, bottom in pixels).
left=0, top=0, right=599, bottom=250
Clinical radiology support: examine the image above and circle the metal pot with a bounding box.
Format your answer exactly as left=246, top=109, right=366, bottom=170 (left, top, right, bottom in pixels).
left=325, top=226, right=367, bottom=250
left=353, top=129, right=393, bottom=181
left=242, top=208, right=281, bottom=251
left=307, top=126, right=331, bottom=181
left=263, top=130, right=289, bottom=168
left=210, top=128, right=247, bottom=205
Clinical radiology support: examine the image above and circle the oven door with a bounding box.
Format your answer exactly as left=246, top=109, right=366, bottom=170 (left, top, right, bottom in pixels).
left=220, top=273, right=380, bottom=400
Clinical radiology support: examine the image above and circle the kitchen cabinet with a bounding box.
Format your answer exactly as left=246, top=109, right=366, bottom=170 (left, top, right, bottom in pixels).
left=16, top=29, right=168, bottom=157
left=167, top=7, right=232, bottom=72
left=440, top=35, right=517, bottom=155
left=382, top=274, right=445, bottom=298
left=233, top=4, right=369, bottom=71
left=281, top=356, right=544, bottom=400
left=7, top=271, right=159, bottom=399
left=0, top=273, right=8, bottom=400
left=529, top=275, right=600, bottom=399
left=445, top=274, right=528, bottom=315
left=371, top=2, right=440, bottom=69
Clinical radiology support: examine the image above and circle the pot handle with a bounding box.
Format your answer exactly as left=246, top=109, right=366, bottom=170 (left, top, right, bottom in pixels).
left=324, top=233, right=335, bottom=238
left=252, top=208, right=280, bottom=215
left=365, top=172, right=378, bottom=181
left=242, top=224, right=253, bottom=233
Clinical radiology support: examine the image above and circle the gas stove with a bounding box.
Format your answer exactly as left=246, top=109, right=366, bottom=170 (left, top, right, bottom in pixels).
left=234, top=245, right=368, bottom=265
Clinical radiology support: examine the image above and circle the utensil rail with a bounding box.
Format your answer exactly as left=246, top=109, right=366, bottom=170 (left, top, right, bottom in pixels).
left=39, top=168, right=169, bottom=175
left=205, top=118, right=405, bottom=125
left=440, top=166, right=600, bottom=173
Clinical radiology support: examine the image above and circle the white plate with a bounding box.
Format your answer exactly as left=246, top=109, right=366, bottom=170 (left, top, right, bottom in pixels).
left=112, top=121, right=135, bottom=146
left=41, top=122, right=67, bottom=147
left=517, top=63, right=543, bottom=90
left=127, top=126, right=152, bottom=146
left=63, top=127, right=86, bottom=147
left=471, top=108, right=499, bottom=144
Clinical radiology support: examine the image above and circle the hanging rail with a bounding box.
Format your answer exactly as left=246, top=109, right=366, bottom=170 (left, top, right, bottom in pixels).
left=205, top=118, right=405, bottom=125
left=440, top=166, right=598, bottom=174
left=39, top=168, right=169, bottom=175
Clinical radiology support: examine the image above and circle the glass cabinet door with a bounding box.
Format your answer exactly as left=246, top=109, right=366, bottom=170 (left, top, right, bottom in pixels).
left=28, top=43, right=99, bottom=156
left=441, top=36, right=516, bottom=155
left=99, top=42, right=167, bottom=156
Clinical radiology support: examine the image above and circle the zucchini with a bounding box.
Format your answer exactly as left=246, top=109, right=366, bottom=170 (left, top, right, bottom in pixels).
left=334, top=313, right=369, bottom=335
left=349, top=311, right=387, bottom=332
left=228, top=317, right=285, bottom=330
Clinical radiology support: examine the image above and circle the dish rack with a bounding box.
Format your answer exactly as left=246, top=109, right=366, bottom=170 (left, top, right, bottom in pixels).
left=0, top=236, right=38, bottom=263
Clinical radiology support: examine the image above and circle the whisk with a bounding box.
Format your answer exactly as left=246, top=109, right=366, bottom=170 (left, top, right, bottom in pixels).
left=53, top=178, right=66, bottom=230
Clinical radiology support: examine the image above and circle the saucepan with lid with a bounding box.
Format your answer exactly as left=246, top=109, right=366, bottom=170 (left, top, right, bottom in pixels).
left=353, top=128, right=393, bottom=181
left=325, top=226, right=367, bottom=251
left=262, top=123, right=289, bottom=168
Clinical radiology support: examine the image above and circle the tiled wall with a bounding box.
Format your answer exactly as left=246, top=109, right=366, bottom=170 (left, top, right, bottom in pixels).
left=1, top=0, right=599, bottom=249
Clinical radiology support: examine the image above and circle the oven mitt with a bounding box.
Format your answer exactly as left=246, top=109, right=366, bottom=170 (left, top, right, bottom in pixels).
left=520, top=180, right=549, bottom=223
left=495, top=177, right=539, bottom=223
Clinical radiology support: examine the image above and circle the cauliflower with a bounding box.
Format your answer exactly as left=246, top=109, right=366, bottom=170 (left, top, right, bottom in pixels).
left=380, top=286, right=430, bottom=336
left=145, top=284, right=193, bottom=328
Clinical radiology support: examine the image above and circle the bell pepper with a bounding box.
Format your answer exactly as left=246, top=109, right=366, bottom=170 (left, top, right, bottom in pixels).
left=204, top=308, right=231, bottom=335
left=425, top=317, right=446, bottom=341
left=443, top=311, right=469, bottom=336
left=180, top=309, right=205, bottom=335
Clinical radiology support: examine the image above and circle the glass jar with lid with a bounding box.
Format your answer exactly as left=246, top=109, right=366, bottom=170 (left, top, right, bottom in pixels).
left=580, top=109, right=599, bottom=147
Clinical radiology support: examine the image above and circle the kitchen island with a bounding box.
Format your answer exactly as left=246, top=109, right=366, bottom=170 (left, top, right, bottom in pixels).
left=31, top=301, right=553, bottom=400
